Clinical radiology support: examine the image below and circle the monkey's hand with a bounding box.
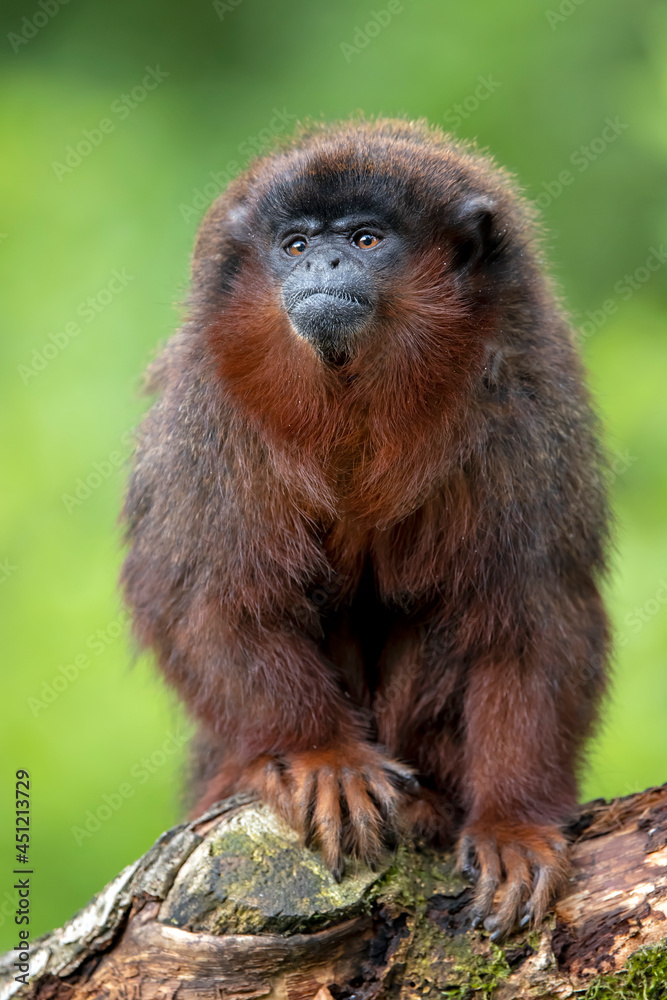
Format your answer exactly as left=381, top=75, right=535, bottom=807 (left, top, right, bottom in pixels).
left=243, top=743, right=418, bottom=880
left=457, top=821, right=569, bottom=941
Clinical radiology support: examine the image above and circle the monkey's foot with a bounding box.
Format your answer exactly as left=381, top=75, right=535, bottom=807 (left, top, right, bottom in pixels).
left=457, top=821, right=569, bottom=941
left=243, top=744, right=418, bottom=881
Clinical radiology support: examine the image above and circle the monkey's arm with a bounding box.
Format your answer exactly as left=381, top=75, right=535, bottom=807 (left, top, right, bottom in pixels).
left=121, top=356, right=413, bottom=877
left=368, top=337, right=612, bottom=935
left=454, top=348, right=610, bottom=938
left=164, top=600, right=415, bottom=879
left=458, top=579, right=607, bottom=938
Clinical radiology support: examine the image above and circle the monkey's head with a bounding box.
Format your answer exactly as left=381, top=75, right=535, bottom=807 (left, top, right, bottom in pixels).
left=192, top=120, right=541, bottom=454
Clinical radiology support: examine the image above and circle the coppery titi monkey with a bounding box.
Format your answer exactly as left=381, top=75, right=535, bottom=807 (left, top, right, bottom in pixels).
left=121, top=120, right=610, bottom=938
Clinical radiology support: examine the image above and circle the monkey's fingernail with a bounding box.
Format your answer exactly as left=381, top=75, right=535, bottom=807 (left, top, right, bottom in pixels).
left=519, top=912, right=531, bottom=928
left=399, top=773, right=421, bottom=794
left=471, top=914, right=483, bottom=929
left=331, top=865, right=343, bottom=883
left=384, top=766, right=419, bottom=794
left=490, top=927, right=505, bottom=944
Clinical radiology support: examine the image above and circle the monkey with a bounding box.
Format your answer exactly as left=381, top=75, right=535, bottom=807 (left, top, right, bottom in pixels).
left=121, top=119, right=610, bottom=940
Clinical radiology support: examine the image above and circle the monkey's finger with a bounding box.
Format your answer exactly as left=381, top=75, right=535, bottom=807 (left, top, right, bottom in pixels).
left=523, top=867, right=553, bottom=930
left=457, top=834, right=480, bottom=882
left=340, top=769, right=383, bottom=864
left=381, top=760, right=421, bottom=796
left=470, top=840, right=501, bottom=926
left=484, top=845, right=531, bottom=941
left=292, top=766, right=317, bottom=846
left=248, top=756, right=294, bottom=825
left=261, top=758, right=285, bottom=801
left=313, top=767, right=344, bottom=881
left=524, top=840, right=569, bottom=928
left=360, top=764, right=401, bottom=820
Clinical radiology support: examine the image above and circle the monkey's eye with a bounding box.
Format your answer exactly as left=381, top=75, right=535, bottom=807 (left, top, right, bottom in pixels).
left=285, top=237, right=308, bottom=256
left=352, top=232, right=381, bottom=250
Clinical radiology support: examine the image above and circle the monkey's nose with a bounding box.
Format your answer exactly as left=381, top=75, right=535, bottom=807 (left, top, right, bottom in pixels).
left=330, top=258, right=340, bottom=268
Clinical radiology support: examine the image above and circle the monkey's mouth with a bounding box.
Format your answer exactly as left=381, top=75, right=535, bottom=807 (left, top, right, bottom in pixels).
left=286, top=287, right=372, bottom=310
left=284, top=287, right=374, bottom=350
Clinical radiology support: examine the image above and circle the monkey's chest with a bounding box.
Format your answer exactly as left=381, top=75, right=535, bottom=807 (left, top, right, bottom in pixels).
left=319, top=493, right=454, bottom=607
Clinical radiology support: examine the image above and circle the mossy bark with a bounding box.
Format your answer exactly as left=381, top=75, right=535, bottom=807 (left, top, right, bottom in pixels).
left=2, top=786, right=667, bottom=1000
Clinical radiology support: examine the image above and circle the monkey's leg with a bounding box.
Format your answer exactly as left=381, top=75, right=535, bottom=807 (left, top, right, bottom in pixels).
left=457, top=630, right=604, bottom=940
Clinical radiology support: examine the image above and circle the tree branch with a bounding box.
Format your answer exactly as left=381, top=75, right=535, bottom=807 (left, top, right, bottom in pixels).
left=2, top=785, right=667, bottom=999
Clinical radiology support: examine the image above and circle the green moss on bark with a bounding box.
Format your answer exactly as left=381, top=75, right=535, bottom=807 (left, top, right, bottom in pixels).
left=583, top=941, right=667, bottom=1000
left=159, top=804, right=386, bottom=934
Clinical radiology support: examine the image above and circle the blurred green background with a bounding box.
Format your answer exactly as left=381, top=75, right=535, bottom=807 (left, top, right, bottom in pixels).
left=1, top=0, right=666, bottom=949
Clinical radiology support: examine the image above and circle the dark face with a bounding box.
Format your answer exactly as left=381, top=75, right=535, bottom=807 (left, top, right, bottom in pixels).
left=270, top=212, right=405, bottom=360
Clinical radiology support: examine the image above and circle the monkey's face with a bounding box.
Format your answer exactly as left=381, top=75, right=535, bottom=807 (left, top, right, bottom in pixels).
left=201, top=125, right=520, bottom=385
left=272, top=212, right=404, bottom=359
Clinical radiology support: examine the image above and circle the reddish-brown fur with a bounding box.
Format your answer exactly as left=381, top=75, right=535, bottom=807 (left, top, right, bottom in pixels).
left=121, top=120, right=610, bottom=935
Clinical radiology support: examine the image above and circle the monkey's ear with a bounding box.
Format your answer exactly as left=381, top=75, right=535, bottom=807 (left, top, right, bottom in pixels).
left=224, top=201, right=251, bottom=237
left=193, top=199, right=251, bottom=261
left=192, top=199, right=252, bottom=295
left=450, top=195, right=497, bottom=270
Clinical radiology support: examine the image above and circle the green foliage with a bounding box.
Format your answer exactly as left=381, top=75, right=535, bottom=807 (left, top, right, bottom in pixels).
left=584, top=941, right=667, bottom=999
left=0, top=0, right=665, bottom=951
